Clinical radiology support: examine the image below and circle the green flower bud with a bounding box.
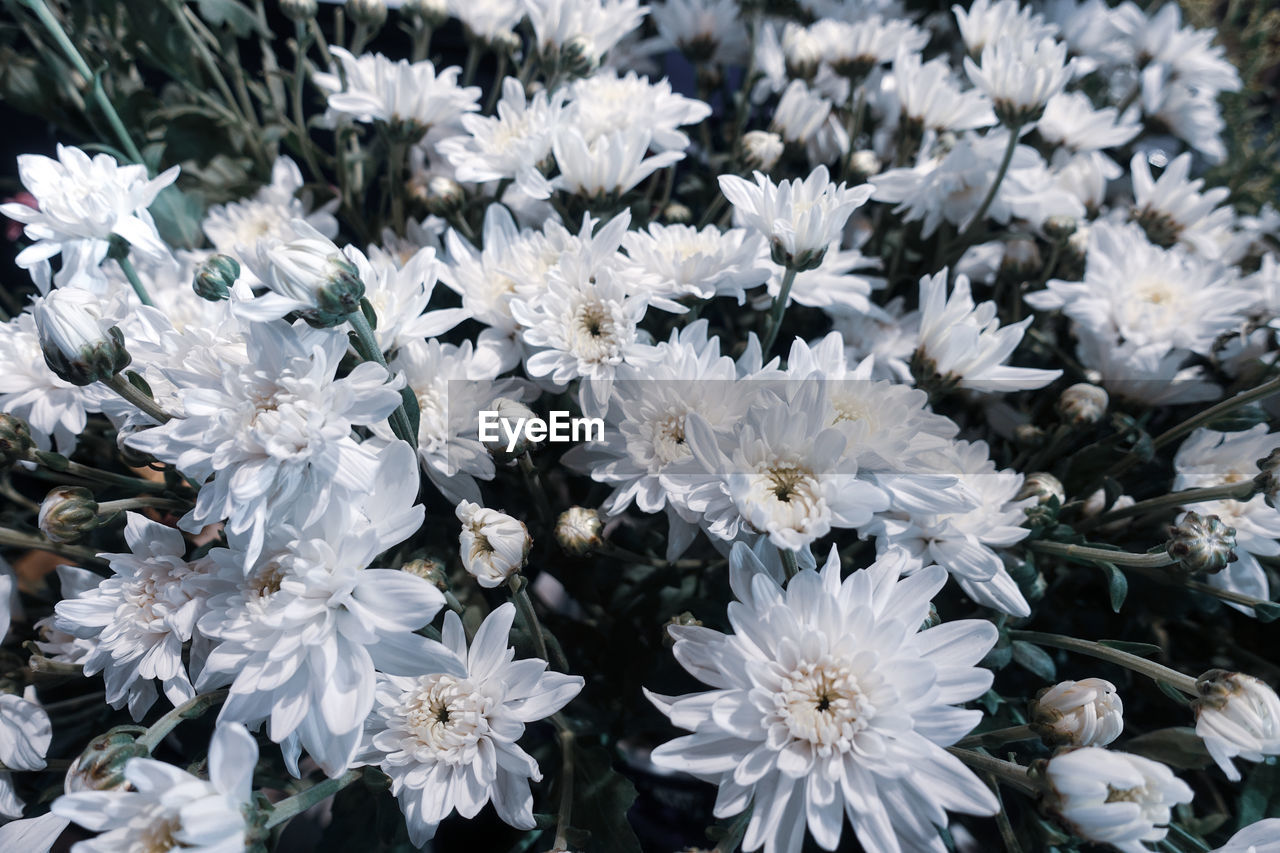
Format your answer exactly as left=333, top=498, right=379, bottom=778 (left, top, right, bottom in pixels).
left=663, top=611, right=702, bottom=647
left=64, top=728, right=148, bottom=792
left=403, top=0, right=449, bottom=27
left=1166, top=511, right=1237, bottom=575
left=346, top=0, right=388, bottom=27
left=38, top=486, right=99, bottom=544
left=422, top=175, right=466, bottom=217
left=1017, top=472, right=1065, bottom=506
left=279, top=0, right=318, bottom=20
left=0, top=413, right=34, bottom=467
left=33, top=289, right=130, bottom=386
left=193, top=254, right=240, bottom=302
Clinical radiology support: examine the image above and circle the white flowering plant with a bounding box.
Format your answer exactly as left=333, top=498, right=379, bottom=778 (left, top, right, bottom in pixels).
left=0, top=0, right=1279, bottom=851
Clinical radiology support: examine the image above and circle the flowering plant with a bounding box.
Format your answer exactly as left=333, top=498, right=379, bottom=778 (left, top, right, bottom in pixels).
left=1, top=0, right=1280, bottom=851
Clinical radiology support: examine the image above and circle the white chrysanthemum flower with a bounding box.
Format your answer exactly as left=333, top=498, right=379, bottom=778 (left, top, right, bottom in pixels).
left=1037, top=91, right=1140, bottom=153
left=0, top=312, right=99, bottom=453
left=314, top=47, right=480, bottom=136
left=0, top=145, right=178, bottom=290
left=126, top=320, right=403, bottom=567
left=0, top=688, right=51, bottom=819
left=53, top=513, right=215, bottom=720
left=53, top=722, right=257, bottom=853
left=770, top=80, right=834, bottom=147
left=457, top=501, right=531, bottom=587
left=233, top=218, right=370, bottom=326
left=647, top=543, right=999, bottom=853
left=828, top=297, right=918, bottom=383
left=345, top=243, right=465, bottom=353
left=873, top=438, right=1035, bottom=617
left=1076, top=338, right=1221, bottom=407
left=203, top=156, right=339, bottom=255
left=891, top=51, right=997, bottom=134
left=964, top=36, right=1073, bottom=124
left=809, top=15, right=927, bottom=78
left=1131, top=152, right=1234, bottom=258
left=1212, top=819, right=1280, bottom=852
left=524, top=0, right=648, bottom=69
left=551, top=127, right=683, bottom=199
left=719, top=166, right=873, bottom=270
left=953, top=0, right=1057, bottom=56
left=1044, top=747, right=1193, bottom=853
left=1026, top=222, right=1252, bottom=358
left=620, top=223, right=768, bottom=305
left=198, top=446, right=443, bottom=776
left=437, top=78, right=565, bottom=201
left=1139, top=66, right=1229, bottom=164
left=916, top=269, right=1061, bottom=392
left=358, top=604, right=583, bottom=846
left=566, top=70, right=711, bottom=152
left=650, top=0, right=748, bottom=64
left=759, top=241, right=883, bottom=314
left=1050, top=149, right=1118, bottom=212
left=1194, top=671, right=1280, bottom=782
left=447, top=0, right=523, bottom=41
left=1115, top=1, right=1241, bottom=96
left=1174, top=426, right=1280, bottom=617
left=1042, top=0, right=1130, bottom=72
left=1032, top=678, right=1124, bottom=747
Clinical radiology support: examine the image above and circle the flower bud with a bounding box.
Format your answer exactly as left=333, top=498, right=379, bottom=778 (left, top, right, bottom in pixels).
left=346, top=0, right=388, bottom=27
left=402, top=0, right=448, bottom=26
left=401, top=557, right=449, bottom=590
left=489, top=29, right=521, bottom=56
left=1256, top=448, right=1280, bottom=509
left=279, top=0, right=318, bottom=19
left=663, top=611, right=702, bottom=647
left=846, top=150, right=881, bottom=181
left=1166, top=511, right=1237, bottom=575
left=1057, top=383, right=1108, bottom=426
left=662, top=202, right=693, bottom=224
left=422, top=175, right=466, bottom=217
left=0, top=413, right=34, bottom=467
left=193, top=253, right=240, bottom=302
left=38, top=486, right=99, bottom=544
left=742, top=130, right=784, bottom=172
left=64, top=728, right=148, bottom=792
left=1000, top=239, right=1041, bottom=279
left=481, top=397, right=541, bottom=459
left=259, top=225, right=366, bottom=327
left=1194, top=670, right=1280, bottom=781
left=555, top=507, right=603, bottom=556
left=33, top=289, right=130, bottom=386
left=457, top=501, right=531, bottom=588
left=1014, top=423, right=1047, bottom=448
left=558, top=37, right=598, bottom=78
left=1032, top=678, right=1123, bottom=747
left=1017, top=472, right=1065, bottom=506
left=1044, top=215, right=1077, bottom=241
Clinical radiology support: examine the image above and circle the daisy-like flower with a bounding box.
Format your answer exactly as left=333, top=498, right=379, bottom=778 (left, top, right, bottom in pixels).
left=52, top=722, right=259, bottom=853
left=891, top=51, right=997, bottom=135
left=202, top=156, right=339, bottom=256
left=952, top=0, right=1057, bottom=56
left=448, top=0, right=524, bottom=42
left=828, top=297, right=918, bottom=383
left=650, top=0, right=748, bottom=64
left=719, top=166, right=873, bottom=271
left=1044, top=747, right=1193, bottom=853
left=963, top=36, right=1073, bottom=124
left=1037, top=91, right=1140, bottom=154
left=1138, top=66, right=1229, bottom=164
left=770, top=81, right=840, bottom=152
left=566, top=70, right=711, bottom=153
left=313, top=47, right=480, bottom=138
left=234, top=218, right=366, bottom=326
left=620, top=223, right=768, bottom=305
left=457, top=501, right=532, bottom=587
left=647, top=543, right=999, bottom=853
left=358, top=604, right=584, bottom=846
left=437, top=78, right=566, bottom=201
left=1131, top=152, right=1234, bottom=257
left=809, top=15, right=928, bottom=81
left=0, top=145, right=178, bottom=290
left=53, top=513, right=215, bottom=720
left=915, top=269, right=1061, bottom=393
left=1032, top=678, right=1124, bottom=747
left=0, top=312, right=100, bottom=453
left=524, top=0, right=648, bottom=73
left=1076, top=338, right=1221, bottom=407
left=1194, top=670, right=1280, bottom=782
left=0, top=688, right=51, bottom=818
left=1115, top=1, right=1241, bottom=97
left=1212, top=819, right=1280, bottom=852
left=345, top=243, right=465, bottom=353
left=126, top=319, right=403, bottom=567
left=551, top=127, right=683, bottom=200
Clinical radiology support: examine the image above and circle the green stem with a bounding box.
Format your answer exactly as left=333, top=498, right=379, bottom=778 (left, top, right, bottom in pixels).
left=947, top=748, right=1038, bottom=797
left=552, top=724, right=575, bottom=851
left=780, top=549, right=799, bottom=581
left=102, top=374, right=175, bottom=424
left=761, top=266, right=799, bottom=356
left=712, top=809, right=753, bottom=853
left=345, top=310, right=419, bottom=448
left=518, top=453, right=550, bottom=525
left=1029, top=540, right=1174, bottom=568
left=136, top=688, right=230, bottom=751
left=27, top=453, right=171, bottom=495
left=956, top=724, right=1038, bottom=749
left=115, top=253, right=155, bottom=307
left=1008, top=630, right=1198, bottom=695
left=509, top=574, right=570, bottom=672
left=290, top=22, right=326, bottom=182
left=462, top=40, right=481, bottom=87
left=96, top=496, right=191, bottom=516
left=265, top=769, right=362, bottom=829
left=1123, top=564, right=1277, bottom=613
left=1153, top=375, right=1280, bottom=451
left=1086, top=480, right=1258, bottom=528
left=0, top=527, right=106, bottom=565
left=484, top=52, right=509, bottom=114
left=165, top=0, right=245, bottom=127
left=955, top=122, right=1024, bottom=247
left=387, top=137, right=407, bottom=232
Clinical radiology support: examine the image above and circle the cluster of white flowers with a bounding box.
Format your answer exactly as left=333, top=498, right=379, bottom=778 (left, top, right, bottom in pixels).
left=1, top=0, right=1279, bottom=850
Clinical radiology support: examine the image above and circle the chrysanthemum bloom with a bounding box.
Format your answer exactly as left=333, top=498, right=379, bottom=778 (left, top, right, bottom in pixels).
left=809, top=15, right=928, bottom=81
left=235, top=219, right=366, bottom=327
left=1032, top=678, right=1124, bottom=747
left=620, top=224, right=768, bottom=306
left=890, top=50, right=996, bottom=136
left=0, top=314, right=98, bottom=453
left=649, top=0, right=748, bottom=64
left=952, top=0, right=1056, bottom=56
left=358, top=604, right=584, bottom=846
left=524, top=0, right=648, bottom=74
left=202, top=156, right=339, bottom=255
left=0, top=688, right=51, bottom=818
left=1211, top=819, right=1280, bottom=852
left=0, top=145, right=178, bottom=290
left=457, top=501, right=531, bottom=587
left=1044, top=747, right=1193, bottom=853
left=647, top=544, right=999, bottom=853
left=1130, top=152, right=1234, bottom=257
left=564, top=70, right=712, bottom=153
left=53, top=513, right=214, bottom=719
left=550, top=127, right=684, bottom=200
left=719, top=166, right=872, bottom=271
left=963, top=36, right=1073, bottom=125
left=31, top=288, right=130, bottom=387
left=53, top=722, right=260, bottom=853
left=344, top=244, right=465, bottom=353
left=1194, top=670, right=1280, bottom=781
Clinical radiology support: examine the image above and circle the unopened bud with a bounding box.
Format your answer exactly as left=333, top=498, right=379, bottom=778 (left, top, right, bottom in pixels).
left=1000, top=239, right=1041, bottom=278
left=1044, top=215, right=1077, bottom=242
left=481, top=397, right=541, bottom=459
left=346, top=0, right=388, bottom=27
left=1256, top=448, right=1280, bottom=509
left=555, top=507, right=603, bottom=556
left=64, top=728, right=148, bottom=792
left=0, top=413, right=34, bottom=467
left=742, top=130, right=784, bottom=172
left=403, top=0, right=448, bottom=27
left=1018, top=472, right=1065, bottom=506
left=33, top=289, right=130, bottom=386
left=1057, top=383, right=1108, bottom=426
left=193, top=254, right=240, bottom=302
left=401, top=557, right=449, bottom=590
left=1032, top=678, right=1124, bottom=747
left=38, top=486, right=99, bottom=544
left=558, top=37, right=597, bottom=78
left=663, top=611, right=702, bottom=647
left=279, top=0, right=318, bottom=20
left=847, top=150, right=881, bottom=181
left=1014, top=423, right=1047, bottom=448
left=662, top=202, right=693, bottom=224
left=1166, top=511, right=1237, bottom=575
left=457, top=501, right=530, bottom=587
left=423, top=175, right=466, bottom=217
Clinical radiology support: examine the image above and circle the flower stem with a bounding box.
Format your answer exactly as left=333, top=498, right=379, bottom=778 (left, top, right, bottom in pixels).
left=1008, top=630, right=1199, bottom=695
left=1085, top=480, right=1259, bottom=529
left=508, top=574, right=569, bottom=671
left=518, top=453, right=550, bottom=525
left=136, top=688, right=230, bottom=751
left=265, top=769, right=363, bottom=829
left=27, top=452, right=172, bottom=495
left=114, top=251, right=156, bottom=308
left=96, top=496, right=191, bottom=516
left=1028, top=540, right=1174, bottom=568
left=0, top=526, right=106, bottom=566
left=1153, top=375, right=1280, bottom=451
left=1122, top=564, right=1276, bottom=614
left=761, top=265, right=799, bottom=356
left=552, top=723, right=575, bottom=851
left=780, top=549, right=799, bottom=581
left=955, top=122, right=1024, bottom=247
left=101, top=374, right=175, bottom=424
left=345, top=309, right=420, bottom=448
left=957, top=724, right=1038, bottom=749
left=947, top=748, right=1038, bottom=797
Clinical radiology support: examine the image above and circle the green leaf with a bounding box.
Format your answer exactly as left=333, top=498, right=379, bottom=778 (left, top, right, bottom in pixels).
left=1096, top=561, right=1128, bottom=613
left=1237, top=759, right=1280, bottom=829
left=125, top=371, right=154, bottom=398
left=1125, top=728, right=1213, bottom=770
left=195, top=0, right=265, bottom=37
left=33, top=451, right=70, bottom=472
left=1157, top=680, right=1194, bottom=706
left=150, top=185, right=205, bottom=250
left=1011, top=640, right=1056, bottom=681
left=1253, top=601, right=1280, bottom=622
left=1205, top=402, right=1268, bottom=432
left=1096, top=639, right=1162, bottom=656
left=564, top=744, right=642, bottom=853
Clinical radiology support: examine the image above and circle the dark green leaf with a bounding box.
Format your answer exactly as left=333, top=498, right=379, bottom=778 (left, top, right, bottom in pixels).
left=564, top=744, right=642, bottom=853
left=1237, top=759, right=1280, bottom=829
left=1011, top=640, right=1056, bottom=681
left=195, top=0, right=265, bottom=37
left=1097, top=562, right=1128, bottom=612
left=1125, top=728, right=1212, bottom=770
left=1253, top=601, right=1280, bottom=622
left=33, top=451, right=70, bottom=472
left=1097, top=640, right=1162, bottom=657
left=125, top=371, right=153, bottom=398
left=1157, top=680, right=1194, bottom=706
left=150, top=185, right=205, bottom=250
left=1205, top=403, right=1268, bottom=432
